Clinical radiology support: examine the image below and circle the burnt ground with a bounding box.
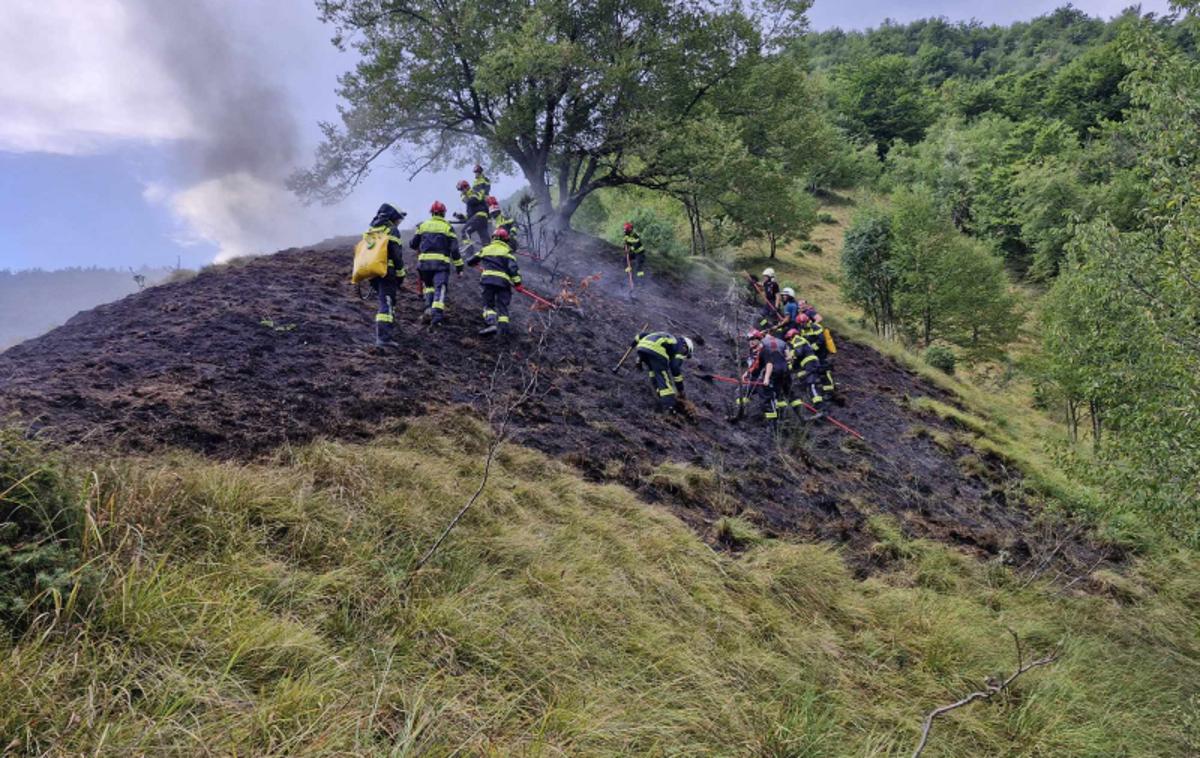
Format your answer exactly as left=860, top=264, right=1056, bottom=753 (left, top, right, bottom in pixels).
left=0, top=232, right=1110, bottom=575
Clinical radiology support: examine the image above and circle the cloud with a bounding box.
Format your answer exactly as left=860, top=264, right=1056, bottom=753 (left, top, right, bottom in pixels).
left=1, top=0, right=354, bottom=262
left=0, top=0, right=195, bottom=154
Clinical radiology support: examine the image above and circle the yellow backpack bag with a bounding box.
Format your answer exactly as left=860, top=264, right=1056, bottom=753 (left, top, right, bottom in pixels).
left=351, top=229, right=395, bottom=283
left=824, top=328, right=837, bottom=354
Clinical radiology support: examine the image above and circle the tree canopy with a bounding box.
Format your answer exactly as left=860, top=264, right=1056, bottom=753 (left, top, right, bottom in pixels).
left=292, top=0, right=810, bottom=228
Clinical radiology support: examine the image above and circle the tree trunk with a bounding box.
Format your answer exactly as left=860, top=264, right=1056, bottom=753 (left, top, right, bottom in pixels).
left=1089, top=399, right=1102, bottom=452
left=769, top=232, right=777, bottom=259
left=1066, top=398, right=1078, bottom=443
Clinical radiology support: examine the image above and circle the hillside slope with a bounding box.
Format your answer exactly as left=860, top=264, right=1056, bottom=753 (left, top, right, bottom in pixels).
left=0, top=231, right=1105, bottom=572
left=2, top=420, right=1197, bottom=756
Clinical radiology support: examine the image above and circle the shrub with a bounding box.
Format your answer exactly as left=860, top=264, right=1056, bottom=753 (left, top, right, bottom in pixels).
left=817, top=212, right=837, bottom=224
left=923, top=344, right=957, bottom=374
left=0, top=432, right=92, bottom=633
left=800, top=241, right=823, bottom=255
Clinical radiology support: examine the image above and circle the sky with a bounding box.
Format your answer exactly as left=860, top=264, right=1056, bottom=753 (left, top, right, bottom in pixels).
left=0, top=0, right=1176, bottom=273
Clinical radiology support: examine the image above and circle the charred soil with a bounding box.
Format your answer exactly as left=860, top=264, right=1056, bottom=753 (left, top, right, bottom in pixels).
left=0, top=232, right=1110, bottom=575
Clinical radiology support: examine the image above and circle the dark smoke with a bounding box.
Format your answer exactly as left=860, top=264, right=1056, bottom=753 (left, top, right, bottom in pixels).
left=125, top=0, right=298, bottom=181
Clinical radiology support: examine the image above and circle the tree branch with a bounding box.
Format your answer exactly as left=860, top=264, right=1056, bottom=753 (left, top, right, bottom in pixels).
left=401, top=314, right=554, bottom=590
left=911, top=630, right=1062, bottom=758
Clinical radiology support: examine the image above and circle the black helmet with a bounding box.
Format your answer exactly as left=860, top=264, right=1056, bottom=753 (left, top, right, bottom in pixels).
left=372, top=202, right=403, bottom=226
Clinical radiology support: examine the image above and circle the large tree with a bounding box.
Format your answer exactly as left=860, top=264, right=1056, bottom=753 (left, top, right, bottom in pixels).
left=292, top=0, right=808, bottom=228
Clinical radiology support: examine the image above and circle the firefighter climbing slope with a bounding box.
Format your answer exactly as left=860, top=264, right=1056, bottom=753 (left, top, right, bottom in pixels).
left=457, top=179, right=490, bottom=252
left=349, top=203, right=406, bottom=348
left=466, top=227, right=520, bottom=337
left=623, top=222, right=646, bottom=284
left=488, top=197, right=518, bottom=249
left=409, top=201, right=464, bottom=326
left=756, top=268, right=781, bottom=328
left=787, top=326, right=826, bottom=419
left=631, top=330, right=694, bottom=413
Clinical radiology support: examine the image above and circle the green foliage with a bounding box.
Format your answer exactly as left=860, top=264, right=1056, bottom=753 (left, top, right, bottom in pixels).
left=0, top=432, right=91, bottom=633
left=886, top=187, right=1018, bottom=354
left=719, top=171, right=817, bottom=258
left=923, top=345, right=957, bottom=374
left=834, top=54, right=936, bottom=154
left=295, top=0, right=807, bottom=228
left=1036, top=24, right=1200, bottom=544
left=840, top=203, right=897, bottom=335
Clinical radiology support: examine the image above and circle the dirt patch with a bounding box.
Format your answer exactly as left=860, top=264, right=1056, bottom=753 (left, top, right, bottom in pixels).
left=0, top=233, right=1111, bottom=577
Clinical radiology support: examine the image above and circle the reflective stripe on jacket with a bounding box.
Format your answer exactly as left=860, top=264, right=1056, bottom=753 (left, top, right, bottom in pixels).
left=470, top=240, right=521, bottom=287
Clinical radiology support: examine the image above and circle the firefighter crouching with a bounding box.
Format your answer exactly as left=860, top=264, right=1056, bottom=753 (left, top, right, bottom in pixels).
left=744, top=329, right=792, bottom=429
left=632, top=331, right=695, bottom=413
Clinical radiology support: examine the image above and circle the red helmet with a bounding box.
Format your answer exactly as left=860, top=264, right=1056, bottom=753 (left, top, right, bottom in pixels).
left=486, top=195, right=499, bottom=208
left=623, top=222, right=633, bottom=233
left=473, top=164, right=483, bottom=173
left=746, top=329, right=764, bottom=341
left=796, top=312, right=810, bottom=325
left=430, top=200, right=446, bottom=215
left=784, top=329, right=799, bottom=340
left=492, top=228, right=510, bottom=241
left=456, top=179, right=470, bottom=192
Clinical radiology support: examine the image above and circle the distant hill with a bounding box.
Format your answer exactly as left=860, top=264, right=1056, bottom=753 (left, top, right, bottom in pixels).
left=0, top=267, right=172, bottom=350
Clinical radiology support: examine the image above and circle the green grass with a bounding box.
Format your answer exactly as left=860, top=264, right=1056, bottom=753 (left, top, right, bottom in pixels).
left=2, top=414, right=1198, bottom=755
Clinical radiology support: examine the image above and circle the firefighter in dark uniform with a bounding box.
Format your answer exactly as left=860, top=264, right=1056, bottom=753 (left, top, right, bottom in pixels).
left=786, top=327, right=826, bottom=419
left=631, top=331, right=695, bottom=412
left=472, top=163, right=491, bottom=197
left=466, top=227, right=520, bottom=336
left=363, top=203, right=407, bottom=347
left=457, top=179, right=490, bottom=253
left=408, top=201, right=463, bottom=326
left=623, top=222, right=646, bottom=281
left=797, top=312, right=836, bottom=396
left=744, top=330, right=792, bottom=428
left=487, top=197, right=518, bottom=249
left=757, top=268, right=781, bottom=328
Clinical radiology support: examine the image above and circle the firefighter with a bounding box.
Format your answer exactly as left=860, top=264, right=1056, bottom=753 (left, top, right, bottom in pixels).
left=797, top=312, right=836, bottom=396
left=757, top=268, right=781, bottom=328
left=363, top=202, right=406, bottom=348
left=408, top=201, right=463, bottom=326
left=786, top=327, right=826, bottom=419
left=457, top=179, right=490, bottom=253
left=623, top=222, right=646, bottom=281
left=466, top=227, right=520, bottom=336
left=472, top=163, right=491, bottom=197
left=744, top=329, right=792, bottom=428
left=631, top=331, right=695, bottom=412
left=487, top=196, right=518, bottom=249
left=776, top=287, right=800, bottom=332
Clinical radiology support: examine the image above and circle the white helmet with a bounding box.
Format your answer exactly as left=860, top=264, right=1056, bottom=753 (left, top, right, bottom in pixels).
left=682, top=336, right=695, bottom=357
left=782, top=287, right=795, bottom=298
left=762, top=267, right=775, bottom=278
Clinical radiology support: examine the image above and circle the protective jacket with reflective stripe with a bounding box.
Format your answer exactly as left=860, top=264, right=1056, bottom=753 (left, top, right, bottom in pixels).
left=469, top=240, right=521, bottom=287
left=624, top=231, right=644, bottom=254
left=410, top=216, right=463, bottom=269
left=633, top=331, right=688, bottom=389
left=462, top=189, right=488, bottom=218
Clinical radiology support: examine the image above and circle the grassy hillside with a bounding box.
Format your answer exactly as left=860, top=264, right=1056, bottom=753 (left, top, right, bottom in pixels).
left=3, top=413, right=1198, bottom=756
